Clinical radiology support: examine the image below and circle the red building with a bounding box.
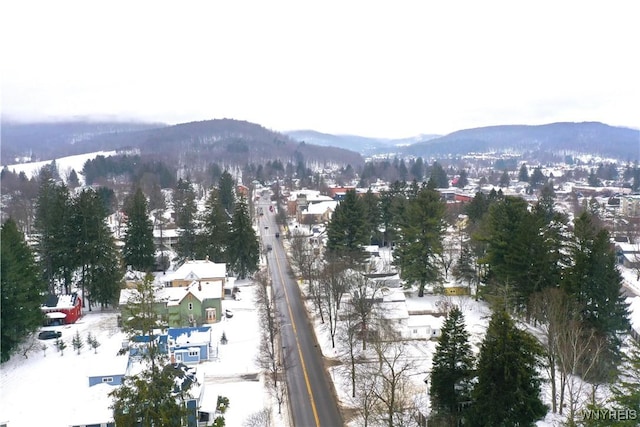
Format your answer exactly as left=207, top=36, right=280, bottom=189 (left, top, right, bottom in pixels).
left=42, top=293, right=83, bottom=325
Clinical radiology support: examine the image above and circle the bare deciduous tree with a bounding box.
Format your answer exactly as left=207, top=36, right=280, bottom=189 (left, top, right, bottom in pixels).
left=530, top=287, right=576, bottom=414
left=557, top=319, right=607, bottom=424
left=243, top=408, right=272, bottom=427
left=349, top=273, right=383, bottom=351
left=370, top=340, right=419, bottom=427
left=288, top=230, right=324, bottom=323
left=254, top=270, right=286, bottom=414
left=321, top=256, right=350, bottom=348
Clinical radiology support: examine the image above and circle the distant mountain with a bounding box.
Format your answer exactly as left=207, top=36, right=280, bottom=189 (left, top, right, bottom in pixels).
left=1, top=121, right=162, bottom=163
left=1, top=119, right=363, bottom=169
left=285, top=130, right=441, bottom=155
left=402, top=122, right=640, bottom=160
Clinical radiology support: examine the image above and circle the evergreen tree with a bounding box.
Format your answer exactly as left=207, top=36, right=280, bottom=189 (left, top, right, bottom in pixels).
left=456, top=169, right=469, bottom=188
left=607, top=339, right=640, bottom=426
left=563, top=212, right=630, bottom=379
left=430, top=307, right=474, bottom=424
left=1, top=219, right=46, bottom=362
left=111, top=276, right=192, bottom=426
left=452, top=243, right=478, bottom=295
left=393, top=184, right=446, bottom=297
left=587, top=169, right=602, bottom=187
left=430, top=161, right=449, bottom=188
left=72, top=189, right=123, bottom=310
left=499, top=170, right=510, bottom=187
left=529, top=166, right=546, bottom=189
left=410, top=157, right=425, bottom=181
left=227, top=196, right=259, bottom=279
left=198, top=187, right=230, bottom=263
left=361, top=189, right=380, bottom=245
left=34, top=170, right=74, bottom=293
left=173, top=178, right=198, bottom=261
left=72, top=330, right=84, bottom=354
left=468, top=310, right=547, bottom=426
left=326, top=189, right=369, bottom=263
left=218, top=170, right=235, bottom=213
left=123, top=188, right=155, bottom=271
left=67, top=169, right=80, bottom=188
left=378, top=182, right=407, bottom=247
left=518, top=163, right=529, bottom=182
left=465, top=191, right=489, bottom=224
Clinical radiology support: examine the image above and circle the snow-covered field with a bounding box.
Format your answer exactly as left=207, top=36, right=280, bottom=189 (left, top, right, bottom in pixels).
left=0, top=279, right=271, bottom=427
left=3, top=151, right=118, bottom=185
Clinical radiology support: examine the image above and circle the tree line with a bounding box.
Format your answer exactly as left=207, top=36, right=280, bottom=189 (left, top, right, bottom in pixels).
left=1, top=165, right=260, bottom=363
left=308, top=180, right=631, bottom=426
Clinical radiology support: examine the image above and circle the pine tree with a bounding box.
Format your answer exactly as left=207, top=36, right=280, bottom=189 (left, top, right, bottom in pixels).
left=410, top=157, right=425, bottom=181
left=361, top=189, right=380, bottom=245
left=123, top=188, right=155, bottom=271
left=499, top=170, right=510, bottom=187
left=326, top=189, right=369, bottom=263
left=563, top=212, right=630, bottom=380
left=429, top=161, right=449, bottom=188
left=452, top=244, right=478, bottom=297
left=1, top=219, right=47, bottom=362
left=199, top=187, right=230, bottom=263
left=218, top=170, right=235, bottom=213
left=606, top=338, right=640, bottom=427
left=456, top=169, right=470, bottom=188
left=173, top=178, right=198, bottom=261
left=430, top=307, right=474, bottom=424
left=468, top=310, right=547, bottom=427
left=86, top=332, right=101, bottom=354
left=72, top=189, right=123, bottom=310
left=34, top=171, right=74, bottom=293
left=112, top=275, right=192, bottom=426
left=393, top=184, right=446, bottom=296
left=227, top=196, right=259, bottom=279
left=72, top=330, right=84, bottom=354
left=518, top=163, right=529, bottom=182
left=67, top=169, right=80, bottom=188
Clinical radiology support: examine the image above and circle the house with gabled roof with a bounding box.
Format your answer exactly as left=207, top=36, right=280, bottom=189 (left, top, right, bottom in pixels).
left=162, top=259, right=227, bottom=288
left=119, top=280, right=223, bottom=328
left=165, top=280, right=223, bottom=327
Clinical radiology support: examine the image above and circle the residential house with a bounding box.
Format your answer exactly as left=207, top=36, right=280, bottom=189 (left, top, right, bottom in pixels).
left=87, top=353, right=130, bottom=387
left=615, top=242, right=640, bottom=269
left=168, top=326, right=214, bottom=364
left=119, top=280, right=223, bottom=328
left=162, top=259, right=227, bottom=288
left=165, top=281, right=223, bottom=327
left=299, top=200, right=338, bottom=225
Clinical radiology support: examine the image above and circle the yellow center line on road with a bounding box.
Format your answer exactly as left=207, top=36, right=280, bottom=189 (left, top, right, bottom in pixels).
left=273, top=250, right=321, bottom=427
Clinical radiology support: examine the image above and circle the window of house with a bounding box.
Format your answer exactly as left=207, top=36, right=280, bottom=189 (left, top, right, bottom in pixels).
left=102, top=377, right=113, bottom=383
left=207, top=308, right=216, bottom=321
left=188, top=350, right=199, bottom=357
left=188, top=302, right=193, bottom=310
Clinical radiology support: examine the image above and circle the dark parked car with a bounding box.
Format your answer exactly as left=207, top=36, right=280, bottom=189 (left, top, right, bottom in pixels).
left=225, top=309, right=234, bottom=318
left=275, top=232, right=280, bottom=238
left=266, top=244, right=273, bottom=251
left=38, top=330, right=62, bottom=340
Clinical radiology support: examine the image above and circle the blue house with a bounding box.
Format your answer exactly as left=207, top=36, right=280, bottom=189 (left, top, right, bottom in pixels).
left=87, top=352, right=130, bottom=387
left=168, top=326, right=213, bottom=364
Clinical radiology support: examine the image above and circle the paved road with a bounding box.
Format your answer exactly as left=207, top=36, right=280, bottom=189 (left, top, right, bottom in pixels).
left=258, top=201, right=343, bottom=427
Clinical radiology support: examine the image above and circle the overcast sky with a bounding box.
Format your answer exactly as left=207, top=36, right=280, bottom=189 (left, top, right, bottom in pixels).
left=2, top=1, right=638, bottom=138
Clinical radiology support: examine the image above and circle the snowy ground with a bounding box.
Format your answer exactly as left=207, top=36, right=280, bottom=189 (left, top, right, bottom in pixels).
left=0, top=279, right=274, bottom=427
left=3, top=151, right=118, bottom=185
